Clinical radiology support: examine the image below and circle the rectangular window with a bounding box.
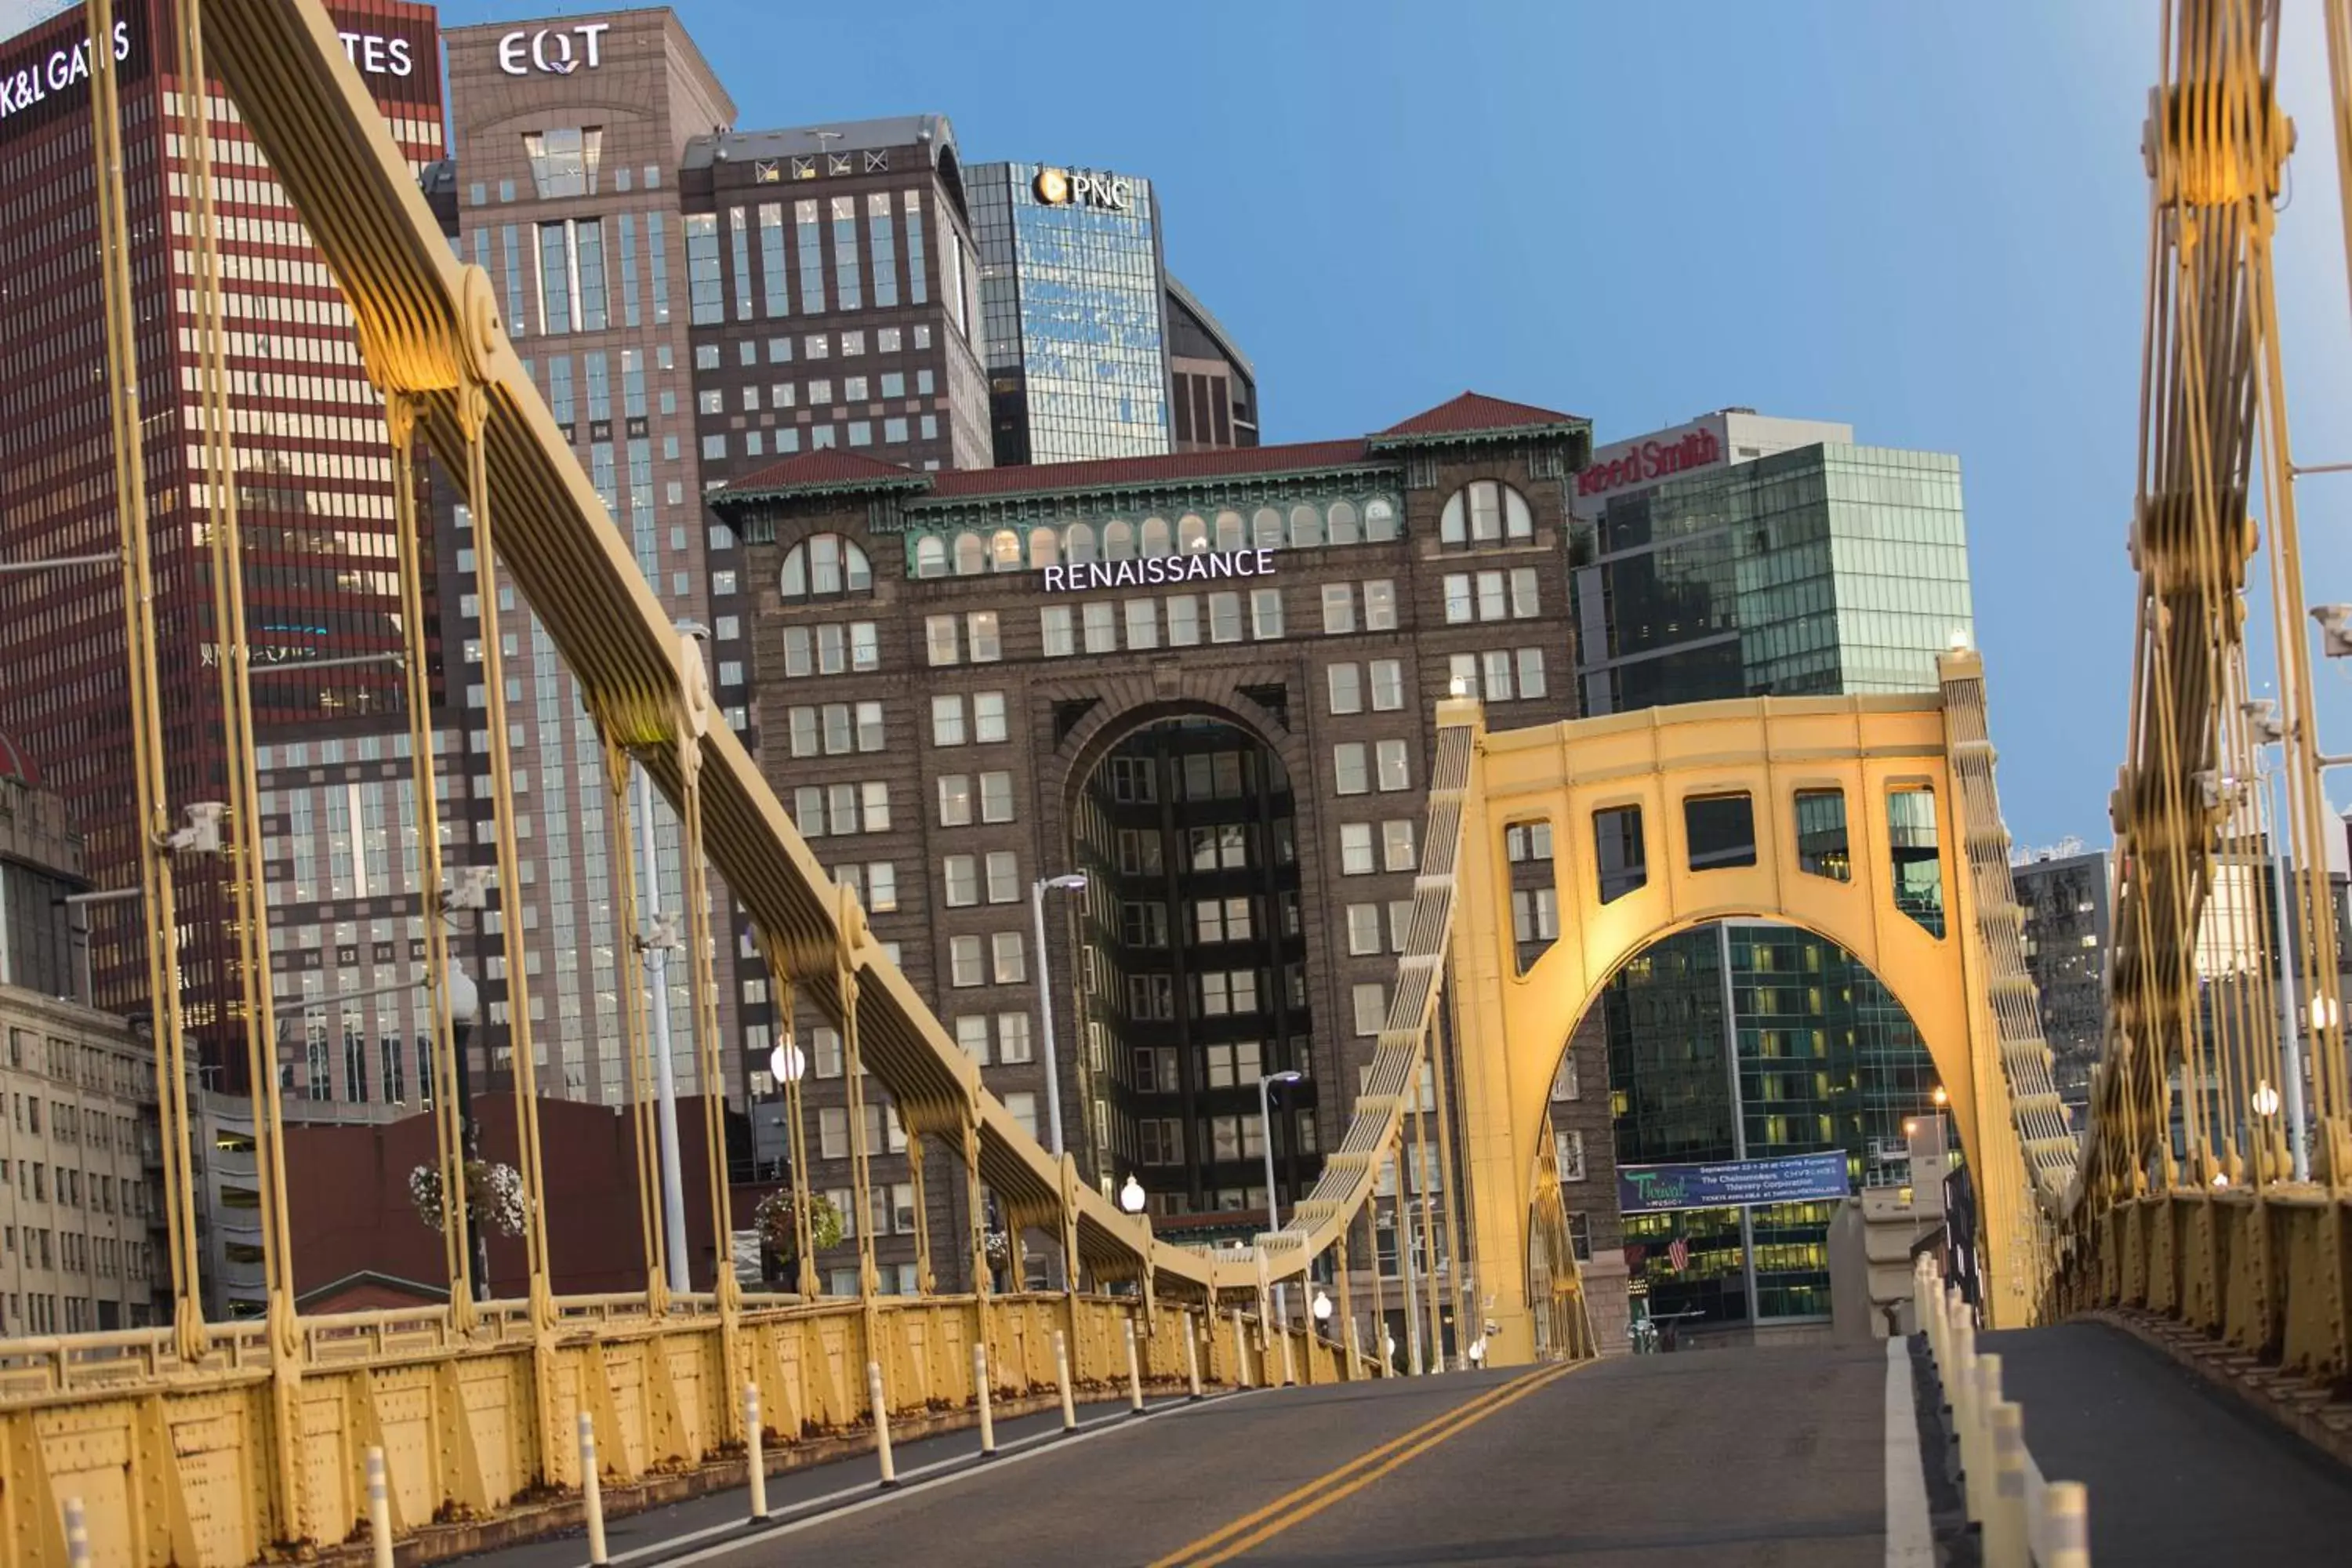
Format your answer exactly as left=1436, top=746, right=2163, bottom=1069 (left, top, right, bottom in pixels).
left=1167, top=595, right=1201, bottom=645
left=1041, top=605, right=1075, bottom=657
left=996, top=1012, right=1033, bottom=1064
left=950, top=936, right=984, bottom=988
left=1370, top=659, right=1405, bottom=711
left=684, top=212, right=723, bottom=325
left=1889, top=787, right=1945, bottom=935
left=1352, top=982, right=1386, bottom=1036
left=1346, top=904, right=1383, bottom=955
left=1383, top=820, right=1417, bottom=872
left=978, top=771, right=1015, bottom=823
left=795, top=199, right=825, bottom=314
left=727, top=204, right=753, bottom=320
left=932, top=694, right=967, bottom=746
left=1484, top=649, right=1515, bottom=701
left=1685, top=793, right=1759, bottom=872
left=868, top=191, right=898, bottom=307
left=1443, top=574, right=1473, bottom=624
left=1511, top=568, right=1541, bottom=618
left=1595, top=805, right=1646, bottom=904
left=926, top=615, right=959, bottom=666
left=985, top=851, right=1019, bottom=904
left=1478, top=570, right=1508, bottom=622
left=832, top=194, right=862, bottom=309
left=1327, top=663, right=1363, bottom=714
left=973, top=691, right=1009, bottom=743
left=1124, top=600, right=1159, bottom=650
left=1209, top=593, right=1243, bottom=644
left=1251, top=588, right=1285, bottom=638
left=647, top=211, right=670, bottom=323
left=1376, top=739, right=1410, bottom=791
left=903, top=189, right=927, bottom=304
left=1364, top=579, right=1398, bottom=630
left=1341, top=822, right=1376, bottom=875
left=956, top=1015, right=992, bottom=1065
left=577, top=220, right=610, bottom=330
left=967, top=612, right=1002, bottom=662
left=1517, top=648, right=1548, bottom=699
left=943, top=855, right=978, bottom=906
left=1321, top=583, right=1356, bottom=634
left=757, top=202, right=789, bottom=317
left=938, top=775, right=973, bottom=827
left=1795, top=789, right=1851, bottom=880
left=1334, top=743, right=1369, bottom=795
left=992, top=932, right=1025, bottom=983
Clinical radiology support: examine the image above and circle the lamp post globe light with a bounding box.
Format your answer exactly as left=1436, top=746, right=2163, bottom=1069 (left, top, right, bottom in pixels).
left=1030, top=872, right=1088, bottom=1161
left=1120, top=1174, right=1147, bottom=1214
left=444, top=960, right=488, bottom=1301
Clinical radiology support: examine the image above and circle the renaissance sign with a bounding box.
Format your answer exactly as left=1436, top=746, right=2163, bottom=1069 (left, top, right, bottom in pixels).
left=1615, top=1150, right=1849, bottom=1215
left=1041, top=549, right=1275, bottom=595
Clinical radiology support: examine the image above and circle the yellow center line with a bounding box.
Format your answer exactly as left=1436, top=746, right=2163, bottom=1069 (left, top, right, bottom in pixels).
left=1150, top=1359, right=1586, bottom=1568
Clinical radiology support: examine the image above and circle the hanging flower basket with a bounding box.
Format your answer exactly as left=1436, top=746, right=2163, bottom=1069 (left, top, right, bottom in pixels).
left=407, top=1160, right=526, bottom=1240
left=983, top=1229, right=1012, bottom=1270
left=753, top=1189, right=844, bottom=1263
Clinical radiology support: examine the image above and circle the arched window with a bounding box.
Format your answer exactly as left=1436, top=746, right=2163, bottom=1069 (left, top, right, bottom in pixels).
left=1214, top=510, right=1246, bottom=550
left=1254, top=506, right=1285, bottom=549
left=1029, top=528, right=1060, bottom=569
left=1327, top=500, right=1360, bottom=546
left=1440, top=480, right=1534, bottom=545
left=781, top=532, right=873, bottom=599
left=915, top=536, right=947, bottom=578
left=1066, top=522, right=1097, bottom=564
left=1364, top=497, right=1399, bottom=542
left=1105, top=519, right=1136, bottom=560
left=1141, top=516, right=1172, bottom=556
left=991, top=529, right=1023, bottom=571
left=953, top=531, right=986, bottom=575
left=1178, top=514, right=1208, bottom=553
left=1288, top=503, right=1323, bottom=549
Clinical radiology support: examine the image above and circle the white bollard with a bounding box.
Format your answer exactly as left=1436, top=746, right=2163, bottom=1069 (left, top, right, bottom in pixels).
left=2040, top=1479, right=2091, bottom=1568
left=868, top=1359, right=897, bottom=1486
left=1183, top=1308, right=1203, bottom=1400
left=1053, top=1329, right=1077, bottom=1432
left=1987, top=1400, right=2030, bottom=1568
left=1124, top=1317, right=1145, bottom=1414
left=1231, top=1308, right=1250, bottom=1388
left=1950, top=1316, right=1980, bottom=1519
left=62, top=1499, right=89, bottom=1568
left=745, top=1381, right=769, bottom=1520
left=365, top=1446, right=394, bottom=1568
left=1279, top=1324, right=1298, bottom=1388
left=578, top=1414, right=608, bottom=1566
left=973, top=1340, right=997, bottom=1456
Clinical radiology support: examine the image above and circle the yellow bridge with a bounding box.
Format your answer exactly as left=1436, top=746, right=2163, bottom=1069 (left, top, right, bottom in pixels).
left=9, top=0, right=2352, bottom=1562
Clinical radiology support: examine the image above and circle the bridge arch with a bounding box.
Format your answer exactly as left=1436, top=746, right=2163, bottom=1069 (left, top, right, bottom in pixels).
left=1447, top=666, right=2053, bottom=1360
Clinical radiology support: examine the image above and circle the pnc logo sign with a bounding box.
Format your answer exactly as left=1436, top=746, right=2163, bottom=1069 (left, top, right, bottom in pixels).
left=1033, top=165, right=1132, bottom=212
left=1576, top=427, right=1723, bottom=501
left=497, top=23, right=612, bottom=77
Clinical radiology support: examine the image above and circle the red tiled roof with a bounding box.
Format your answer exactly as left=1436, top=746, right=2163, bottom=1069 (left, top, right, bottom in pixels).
left=0, top=731, right=38, bottom=788
left=717, top=392, right=1584, bottom=506
left=1377, top=391, right=1584, bottom=437
left=726, top=448, right=928, bottom=495
left=927, top=438, right=1375, bottom=500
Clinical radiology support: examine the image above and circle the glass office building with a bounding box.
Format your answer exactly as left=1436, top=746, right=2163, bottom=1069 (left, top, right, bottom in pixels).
left=1567, top=436, right=1973, bottom=1338
left=969, top=161, right=1172, bottom=464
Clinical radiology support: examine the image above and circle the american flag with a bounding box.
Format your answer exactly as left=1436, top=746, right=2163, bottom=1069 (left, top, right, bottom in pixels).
left=1667, top=1236, right=1690, bottom=1272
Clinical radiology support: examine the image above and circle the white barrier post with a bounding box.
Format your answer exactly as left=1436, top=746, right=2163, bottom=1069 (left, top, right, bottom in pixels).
left=578, top=1414, right=608, bottom=1566
left=1951, top=1312, right=1980, bottom=1521
left=1053, top=1329, right=1077, bottom=1432
left=1965, top=1345, right=2001, bottom=1527
left=868, top=1360, right=898, bottom=1486
left=1279, top=1323, right=1298, bottom=1388
left=2040, top=1479, right=2092, bottom=1568
left=1231, top=1308, right=1250, bottom=1388
left=365, top=1446, right=394, bottom=1568
left=62, top=1500, right=89, bottom=1568
left=1184, top=1308, right=1203, bottom=1400
left=1988, top=1400, right=2031, bottom=1568
left=973, top=1340, right=998, bottom=1456
left=1124, top=1316, right=1145, bottom=1414
left=746, top=1381, right=769, bottom=1520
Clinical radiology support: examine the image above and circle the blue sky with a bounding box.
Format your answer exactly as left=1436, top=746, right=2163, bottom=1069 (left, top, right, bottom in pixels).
left=433, top=1, right=2352, bottom=848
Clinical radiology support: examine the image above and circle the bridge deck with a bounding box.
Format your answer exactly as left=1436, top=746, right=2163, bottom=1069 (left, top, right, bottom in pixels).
left=1987, top=1322, right=2352, bottom=1564
left=469, top=1344, right=1902, bottom=1567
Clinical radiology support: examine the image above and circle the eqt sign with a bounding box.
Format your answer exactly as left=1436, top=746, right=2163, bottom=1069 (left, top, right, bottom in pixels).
left=498, top=23, right=612, bottom=77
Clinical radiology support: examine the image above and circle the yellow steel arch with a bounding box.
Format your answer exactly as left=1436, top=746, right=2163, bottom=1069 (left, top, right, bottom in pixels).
left=1447, top=653, right=2070, bottom=1359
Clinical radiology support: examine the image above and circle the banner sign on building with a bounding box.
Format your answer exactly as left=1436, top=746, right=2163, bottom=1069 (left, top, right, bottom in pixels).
left=1616, top=1150, right=1849, bottom=1215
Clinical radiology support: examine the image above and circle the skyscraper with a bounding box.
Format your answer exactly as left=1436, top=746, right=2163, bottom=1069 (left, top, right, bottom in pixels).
left=0, top=0, right=445, bottom=1089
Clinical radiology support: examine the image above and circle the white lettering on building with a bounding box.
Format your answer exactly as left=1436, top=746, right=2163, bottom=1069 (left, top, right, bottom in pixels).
left=337, top=32, right=416, bottom=78
left=497, top=23, right=612, bottom=77
left=0, top=20, right=130, bottom=122
left=1040, top=549, right=1275, bottom=594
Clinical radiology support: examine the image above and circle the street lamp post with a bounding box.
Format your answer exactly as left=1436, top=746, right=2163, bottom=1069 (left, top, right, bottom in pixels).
left=1030, top=873, right=1088, bottom=1160
left=1258, top=1069, right=1304, bottom=1323
left=769, top=1033, right=815, bottom=1295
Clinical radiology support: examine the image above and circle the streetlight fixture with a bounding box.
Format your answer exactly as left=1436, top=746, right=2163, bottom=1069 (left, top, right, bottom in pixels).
left=2243, top=699, right=2313, bottom=1181
left=2254, top=1080, right=2282, bottom=1119
left=1311, top=1290, right=1333, bottom=1325
left=445, top=960, right=487, bottom=1301
left=1930, top=1084, right=1948, bottom=1108
left=1030, top=872, right=1087, bottom=1158
left=1119, top=1174, right=1146, bottom=1214
left=1259, top=1069, right=1304, bottom=1323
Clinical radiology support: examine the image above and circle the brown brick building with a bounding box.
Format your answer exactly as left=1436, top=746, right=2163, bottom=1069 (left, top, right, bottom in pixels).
left=712, top=392, right=1593, bottom=1298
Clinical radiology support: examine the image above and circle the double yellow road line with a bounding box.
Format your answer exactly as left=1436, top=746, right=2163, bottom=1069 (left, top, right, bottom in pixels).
left=1149, top=1360, right=1586, bottom=1568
